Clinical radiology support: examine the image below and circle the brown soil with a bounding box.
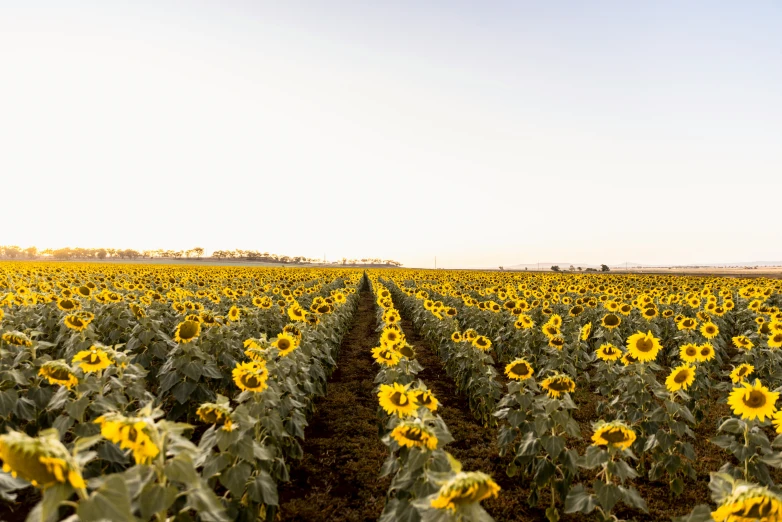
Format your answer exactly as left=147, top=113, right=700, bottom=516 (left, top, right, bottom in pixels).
left=277, top=288, right=390, bottom=521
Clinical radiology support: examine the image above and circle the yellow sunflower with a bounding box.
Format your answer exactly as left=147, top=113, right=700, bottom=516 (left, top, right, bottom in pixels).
left=56, top=298, right=80, bottom=312
left=540, top=374, right=576, bottom=399
left=1, top=331, right=33, bottom=347
left=730, top=364, right=754, bottom=384
left=287, top=304, right=307, bottom=322
left=382, top=309, right=401, bottom=324
left=377, top=383, right=419, bottom=417
left=727, top=379, right=778, bottom=422
left=580, top=323, right=592, bottom=341
left=514, top=314, right=535, bottom=330
left=196, top=402, right=234, bottom=431
left=591, top=420, right=636, bottom=450
left=665, top=364, right=696, bottom=392
left=95, top=413, right=160, bottom=464
left=505, top=359, right=534, bottom=381
left=472, top=335, right=492, bottom=351
left=769, top=332, right=782, bottom=349
left=232, top=361, right=269, bottom=393
left=72, top=346, right=112, bottom=373
left=601, top=313, right=621, bottom=330
left=451, top=331, right=463, bottom=342
left=0, top=430, right=86, bottom=490
left=430, top=472, right=500, bottom=512
left=172, top=318, right=201, bottom=343
left=227, top=305, right=240, bottom=322
left=63, top=314, right=91, bottom=332
left=697, top=343, right=716, bottom=362
left=680, top=343, right=699, bottom=363
left=372, top=346, right=401, bottom=366
left=711, top=482, right=782, bottom=522
left=676, top=317, right=698, bottom=331
left=700, top=321, right=719, bottom=339
left=273, top=332, right=299, bottom=356
left=411, top=389, right=439, bottom=412
left=625, top=331, right=662, bottom=362
left=390, top=420, right=438, bottom=450
left=596, top=343, right=623, bottom=362
left=38, top=361, right=78, bottom=388
left=732, top=335, right=754, bottom=351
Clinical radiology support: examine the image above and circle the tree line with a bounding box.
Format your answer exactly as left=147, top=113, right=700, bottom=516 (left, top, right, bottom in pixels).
left=0, top=246, right=402, bottom=266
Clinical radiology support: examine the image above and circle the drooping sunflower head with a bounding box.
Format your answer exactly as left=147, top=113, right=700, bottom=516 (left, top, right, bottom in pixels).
left=196, top=402, right=234, bottom=430
left=63, top=313, right=91, bottom=332
left=377, top=382, right=419, bottom=417
left=430, top=472, right=500, bottom=512
left=395, top=343, right=416, bottom=359
left=505, top=358, right=534, bottom=381
left=514, top=314, right=535, bottom=330
left=0, top=430, right=86, bottom=490
left=548, top=335, right=566, bottom=350
left=173, top=320, right=201, bottom=344
left=1, top=331, right=33, bottom=347
left=727, top=379, right=779, bottom=422
left=730, top=364, right=754, bottom=384
left=580, top=323, right=592, bottom=341
left=471, top=335, right=492, bottom=351
left=596, top=343, right=622, bottom=362
left=665, top=364, right=696, bottom=392
left=56, top=298, right=80, bottom=312
left=372, top=346, right=401, bottom=367
left=390, top=420, right=438, bottom=450
left=411, top=388, right=439, bottom=412
left=626, top=330, right=662, bottom=362
left=287, top=304, right=307, bottom=322
left=273, top=332, right=299, bottom=357
left=542, top=324, right=560, bottom=339
left=72, top=345, right=113, bottom=373
left=94, top=412, right=160, bottom=464
left=732, top=335, right=754, bottom=351
left=232, top=361, right=269, bottom=393
left=591, top=420, right=636, bottom=450
left=282, top=323, right=303, bottom=342
left=38, top=360, right=78, bottom=389
left=711, top=481, right=782, bottom=522
left=601, top=313, right=621, bottom=330
left=540, top=374, right=576, bottom=399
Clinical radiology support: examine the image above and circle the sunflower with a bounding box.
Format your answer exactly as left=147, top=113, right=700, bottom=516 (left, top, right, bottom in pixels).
left=287, top=304, right=307, bottom=322
left=38, top=361, right=78, bottom=388
left=372, top=346, right=401, bottom=366
left=472, top=336, right=492, bottom=351
left=697, top=343, right=716, bottom=362
left=377, top=383, right=419, bottom=417
left=430, top=472, right=500, bottom=512
left=390, top=420, right=438, bottom=450
left=382, top=309, right=401, bottom=324
left=173, top=319, right=201, bottom=344
left=665, top=364, right=696, bottom=392
left=56, top=298, right=80, bottom=312
left=95, top=413, right=160, bottom=464
left=727, top=379, right=779, bottom=422
left=226, top=305, right=240, bottom=322
left=63, top=314, right=90, bottom=332
left=451, top=331, right=463, bottom=342
left=542, top=324, right=560, bottom=339
left=678, top=343, right=699, bottom=363
left=700, top=321, right=719, bottom=339
left=463, top=329, right=478, bottom=341
left=641, top=307, right=658, bottom=320
left=711, top=482, right=782, bottom=522
left=72, top=346, right=112, bottom=373
left=381, top=328, right=404, bottom=347
left=601, top=313, right=621, bottom=330
left=732, top=336, right=754, bottom=351
left=769, top=332, right=782, bottom=349
left=548, top=335, right=566, bottom=350
left=396, top=343, right=416, bottom=358
left=677, top=317, right=698, bottom=331
left=621, top=352, right=638, bottom=366
left=505, top=359, right=534, bottom=380
left=591, top=420, right=636, bottom=450
left=0, top=430, right=86, bottom=490
left=596, top=343, right=622, bottom=362
left=196, top=402, right=234, bottom=431
left=1, top=331, right=33, bottom=347
left=625, top=331, right=662, bottom=362
left=731, top=364, right=754, bottom=384
left=273, top=332, right=299, bottom=356
left=514, top=314, right=535, bottom=330
left=580, top=323, right=592, bottom=341
left=411, top=389, right=439, bottom=411
left=540, top=374, right=576, bottom=398
left=232, top=361, right=269, bottom=393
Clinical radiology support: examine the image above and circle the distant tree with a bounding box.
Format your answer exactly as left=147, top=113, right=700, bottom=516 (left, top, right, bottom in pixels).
left=569, top=265, right=575, bottom=272
left=499, top=266, right=504, bottom=271
left=551, top=265, right=561, bottom=272
left=577, top=266, right=583, bottom=271
left=24, top=247, right=38, bottom=259
left=96, top=249, right=108, bottom=259
left=193, top=247, right=204, bottom=259
left=601, top=264, right=610, bottom=272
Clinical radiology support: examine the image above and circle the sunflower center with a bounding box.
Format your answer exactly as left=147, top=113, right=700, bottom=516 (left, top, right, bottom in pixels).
left=242, top=374, right=261, bottom=388
left=87, top=353, right=100, bottom=364
left=604, top=315, right=619, bottom=326
left=390, top=391, right=408, bottom=406
left=743, top=390, right=767, bottom=408
left=548, top=379, right=572, bottom=392
left=50, top=368, right=72, bottom=380
left=686, top=347, right=697, bottom=356
left=179, top=322, right=198, bottom=339
left=673, top=370, right=690, bottom=384
left=601, top=428, right=628, bottom=444
left=635, top=338, right=654, bottom=353
left=278, top=339, right=291, bottom=351
left=700, top=347, right=711, bottom=356
left=510, top=363, right=530, bottom=376
left=401, top=429, right=424, bottom=442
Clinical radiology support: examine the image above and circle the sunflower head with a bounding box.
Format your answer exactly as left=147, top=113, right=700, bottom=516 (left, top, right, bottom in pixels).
left=700, top=321, right=719, bottom=339
left=732, top=335, right=754, bottom=351
left=665, top=364, right=696, bottom=392
left=730, top=364, right=754, bottom=384
left=1, top=331, right=33, bottom=347
left=196, top=402, right=234, bottom=431
left=430, top=472, right=500, bottom=512
left=390, top=420, right=438, bottom=450
left=591, top=420, right=636, bottom=450
left=0, top=430, right=86, bottom=489
left=451, top=331, right=463, bottom=342
left=273, top=332, right=299, bottom=357
left=580, top=323, right=592, bottom=341
left=601, top=313, right=621, bottom=329
left=548, top=335, right=566, bottom=350
left=72, top=345, right=113, bottom=373
left=38, top=360, right=79, bottom=389
left=173, top=320, right=201, bottom=344
left=711, top=479, right=782, bottom=522
left=63, top=314, right=91, bottom=332
left=377, top=382, right=419, bottom=417
left=596, top=343, right=622, bottom=362
left=626, top=330, right=662, bottom=362
left=411, top=388, right=439, bottom=412
left=727, top=379, right=779, bottom=422
left=471, top=336, right=492, bottom=351
left=697, top=343, right=716, bottom=362
left=505, top=359, right=534, bottom=381
left=514, top=315, right=534, bottom=330
left=94, top=412, right=160, bottom=464
left=232, top=361, right=269, bottom=393
left=540, top=373, right=576, bottom=399
left=372, top=346, right=401, bottom=367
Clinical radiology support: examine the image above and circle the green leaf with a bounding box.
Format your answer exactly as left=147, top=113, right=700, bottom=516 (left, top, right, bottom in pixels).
left=139, top=483, right=178, bottom=521
left=252, top=470, right=279, bottom=506
left=594, top=481, right=622, bottom=512
left=563, top=484, right=597, bottom=514
left=540, top=436, right=565, bottom=459
left=77, top=475, right=133, bottom=522
left=220, top=462, right=251, bottom=498
left=0, top=389, right=18, bottom=417
left=165, top=453, right=199, bottom=486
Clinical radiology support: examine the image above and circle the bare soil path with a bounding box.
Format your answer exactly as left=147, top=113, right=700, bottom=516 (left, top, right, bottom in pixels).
left=277, top=287, right=390, bottom=522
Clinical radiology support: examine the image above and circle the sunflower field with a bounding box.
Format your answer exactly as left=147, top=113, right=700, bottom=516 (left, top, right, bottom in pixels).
left=1, top=262, right=782, bottom=522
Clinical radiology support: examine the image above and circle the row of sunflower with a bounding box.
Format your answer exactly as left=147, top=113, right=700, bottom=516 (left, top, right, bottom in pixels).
left=370, top=269, right=782, bottom=522
left=0, top=262, right=362, bottom=521
left=368, top=277, right=500, bottom=522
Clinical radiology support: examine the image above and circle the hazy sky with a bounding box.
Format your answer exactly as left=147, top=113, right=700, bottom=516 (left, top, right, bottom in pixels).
left=2, top=1, right=780, bottom=268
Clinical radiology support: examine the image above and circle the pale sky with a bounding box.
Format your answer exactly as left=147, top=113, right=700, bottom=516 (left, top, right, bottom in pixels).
left=1, top=1, right=780, bottom=268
